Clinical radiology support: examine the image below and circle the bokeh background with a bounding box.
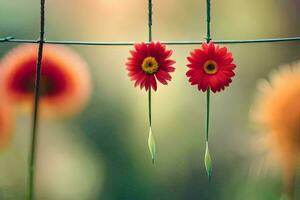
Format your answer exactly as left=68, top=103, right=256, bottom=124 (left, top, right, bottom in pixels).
left=0, top=0, right=300, bottom=199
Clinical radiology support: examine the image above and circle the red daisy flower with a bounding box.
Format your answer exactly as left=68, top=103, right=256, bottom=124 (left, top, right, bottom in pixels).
left=186, top=42, right=236, bottom=93
left=0, top=44, right=91, bottom=118
left=126, top=42, right=175, bottom=91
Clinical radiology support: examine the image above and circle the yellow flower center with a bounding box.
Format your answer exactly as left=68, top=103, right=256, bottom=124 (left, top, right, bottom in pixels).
left=141, top=56, right=159, bottom=74
left=204, top=60, right=218, bottom=75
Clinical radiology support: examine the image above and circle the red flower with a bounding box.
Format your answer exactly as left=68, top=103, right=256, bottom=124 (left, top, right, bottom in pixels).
left=0, top=44, right=91, bottom=118
left=126, top=42, right=175, bottom=91
left=186, top=42, right=236, bottom=93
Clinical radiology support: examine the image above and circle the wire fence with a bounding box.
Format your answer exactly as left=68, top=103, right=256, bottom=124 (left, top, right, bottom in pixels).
left=0, top=0, right=299, bottom=200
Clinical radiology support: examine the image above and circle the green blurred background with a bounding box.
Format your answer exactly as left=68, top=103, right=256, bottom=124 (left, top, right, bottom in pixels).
left=0, top=0, right=300, bottom=199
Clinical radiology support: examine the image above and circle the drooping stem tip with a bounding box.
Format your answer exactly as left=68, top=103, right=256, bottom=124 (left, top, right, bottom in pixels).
left=148, top=127, right=156, bottom=164
left=204, top=142, right=212, bottom=180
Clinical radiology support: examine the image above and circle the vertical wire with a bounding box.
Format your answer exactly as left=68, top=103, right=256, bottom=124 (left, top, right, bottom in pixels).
left=148, top=0, right=153, bottom=42
left=206, top=0, right=211, bottom=42
left=27, top=0, right=45, bottom=199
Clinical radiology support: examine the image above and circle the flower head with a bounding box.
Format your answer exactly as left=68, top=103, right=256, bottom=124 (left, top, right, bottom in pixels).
left=0, top=44, right=91, bottom=118
left=251, top=62, right=300, bottom=198
left=251, top=63, right=300, bottom=166
left=126, top=42, right=175, bottom=91
left=186, top=42, right=236, bottom=92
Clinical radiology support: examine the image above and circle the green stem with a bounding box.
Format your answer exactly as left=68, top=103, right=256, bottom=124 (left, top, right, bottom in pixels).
left=148, top=88, right=156, bottom=164
left=282, top=165, right=296, bottom=200
left=147, top=0, right=156, bottom=164
left=204, top=90, right=212, bottom=179
left=147, top=0, right=152, bottom=126
left=203, top=0, right=213, bottom=180
left=148, top=88, right=152, bottom=127
left=205, top=89, right=210, bottom=143
left=205, top=0, right=211, bottom=144
left=27, top=0, right=45, bottom=199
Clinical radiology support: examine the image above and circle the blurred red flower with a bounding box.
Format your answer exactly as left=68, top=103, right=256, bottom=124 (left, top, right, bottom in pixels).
left=186, top=42, right=236, bottom=93
left=0, top=44, right=91, bottom=118
left=126, top=42, right=175, bottom=91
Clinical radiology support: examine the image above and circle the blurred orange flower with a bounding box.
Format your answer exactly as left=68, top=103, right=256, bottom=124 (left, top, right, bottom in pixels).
left=251, top=62, right=300, bottom=197
left=0, top=44, right=91, bottom=118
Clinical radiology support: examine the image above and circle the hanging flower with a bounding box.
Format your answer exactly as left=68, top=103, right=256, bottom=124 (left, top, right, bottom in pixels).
left=0, top=44, right=91, bottom=118
left=251, top=62, right=300, bottom=198
left=126, top=42, right=175, bottom=91
left=186, top=42, right=236, bottom=92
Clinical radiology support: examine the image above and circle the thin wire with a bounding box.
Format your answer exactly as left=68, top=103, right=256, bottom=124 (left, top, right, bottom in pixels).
left=206, top=0, right=211, bottom=42
left=1, top=36, right=300, bottom=46
left=27, top=0, right=45, bottom=199
left=148, top=0, right=152, bottom=42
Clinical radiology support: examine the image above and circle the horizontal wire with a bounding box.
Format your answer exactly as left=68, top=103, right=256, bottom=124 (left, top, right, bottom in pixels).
left=1, top=36, right=300, bottom=46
